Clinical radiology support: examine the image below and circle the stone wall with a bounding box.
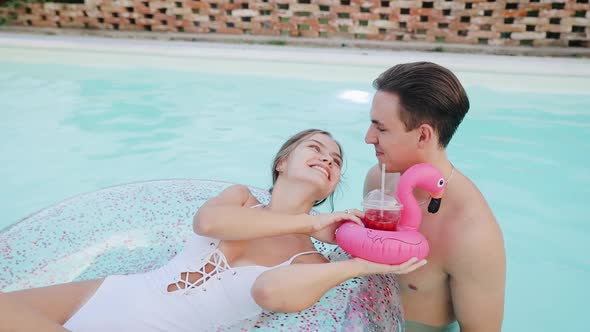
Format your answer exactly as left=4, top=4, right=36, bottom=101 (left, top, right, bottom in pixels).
left=1, top=0, right=588, bottom=48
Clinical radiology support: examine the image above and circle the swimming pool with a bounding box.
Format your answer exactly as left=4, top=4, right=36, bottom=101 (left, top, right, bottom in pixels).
left=1, top=33, right=589, bottom=331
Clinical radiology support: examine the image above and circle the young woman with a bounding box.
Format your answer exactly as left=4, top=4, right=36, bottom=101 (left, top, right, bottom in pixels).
left=0, top=129, right=424, bottom=332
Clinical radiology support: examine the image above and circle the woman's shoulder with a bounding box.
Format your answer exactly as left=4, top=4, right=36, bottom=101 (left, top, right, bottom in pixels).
left=221, top=184, right=253, bottom=197
left=212, top=184, right=261, bottom=207
left=292, top=252, right=329, bottom=264
left=289, top=239, right=330, bottom=265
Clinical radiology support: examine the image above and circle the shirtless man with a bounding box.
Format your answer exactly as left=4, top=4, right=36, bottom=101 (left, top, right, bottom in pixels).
left=363, top=62, right=506, bottom=332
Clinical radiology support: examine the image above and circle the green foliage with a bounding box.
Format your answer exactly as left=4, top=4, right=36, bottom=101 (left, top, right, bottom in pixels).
left=265, top=40, right=287, bottom=46
left=1, top=0, right=38, bottom=9
left=1, top=0, right=83, bottom=8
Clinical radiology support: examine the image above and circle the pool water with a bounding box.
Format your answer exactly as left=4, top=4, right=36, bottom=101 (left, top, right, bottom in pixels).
left=1, top=36, right=589, bottom=331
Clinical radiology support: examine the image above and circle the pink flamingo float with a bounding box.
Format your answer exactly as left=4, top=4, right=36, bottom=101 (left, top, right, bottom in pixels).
left=335, top=163, right=447, bottom=265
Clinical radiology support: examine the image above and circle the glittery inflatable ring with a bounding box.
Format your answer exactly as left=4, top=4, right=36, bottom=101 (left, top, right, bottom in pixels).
left=0, top=179, right=404, bottom=331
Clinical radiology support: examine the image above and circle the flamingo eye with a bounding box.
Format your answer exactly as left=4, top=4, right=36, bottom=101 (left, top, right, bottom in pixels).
left=437, top=178, right=445, bottom=187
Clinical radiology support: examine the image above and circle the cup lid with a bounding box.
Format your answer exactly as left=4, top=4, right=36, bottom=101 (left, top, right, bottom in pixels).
left=362, top=189, right=403, bottom=210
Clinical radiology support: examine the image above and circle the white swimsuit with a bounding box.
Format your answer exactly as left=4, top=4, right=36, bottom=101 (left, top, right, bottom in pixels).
left=63, top=208, right=318, bottom=331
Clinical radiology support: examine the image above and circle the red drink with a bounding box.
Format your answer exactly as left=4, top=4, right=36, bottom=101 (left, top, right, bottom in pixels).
left=362, top=208, right=400, bottom=231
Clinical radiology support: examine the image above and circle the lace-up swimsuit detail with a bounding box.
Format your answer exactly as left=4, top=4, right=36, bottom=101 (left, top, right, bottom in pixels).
left=63, top=204, right=319, bottom=332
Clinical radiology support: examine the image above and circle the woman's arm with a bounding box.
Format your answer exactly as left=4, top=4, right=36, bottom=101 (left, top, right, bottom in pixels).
left=251, top=256, right=426, bottom=313
left=193, top=185, right=314, bottom=240
left=194, top=185, right=362, bottom=241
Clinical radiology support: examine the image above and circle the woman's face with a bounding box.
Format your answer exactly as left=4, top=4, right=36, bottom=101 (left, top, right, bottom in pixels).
left=279, top=133, right=343, bottom=199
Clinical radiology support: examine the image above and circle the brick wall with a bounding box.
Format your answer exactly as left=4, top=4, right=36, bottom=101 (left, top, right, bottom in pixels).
left=1, top=0, right=588, bottom=48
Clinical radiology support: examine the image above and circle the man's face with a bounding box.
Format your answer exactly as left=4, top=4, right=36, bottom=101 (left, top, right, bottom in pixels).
left=365, top=91, right=421, bottom=173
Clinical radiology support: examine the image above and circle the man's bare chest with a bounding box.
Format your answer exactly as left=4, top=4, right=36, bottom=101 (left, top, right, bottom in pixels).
left=398, top=210, right=450, bottom=293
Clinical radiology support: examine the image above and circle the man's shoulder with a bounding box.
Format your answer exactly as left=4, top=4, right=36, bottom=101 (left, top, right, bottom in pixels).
left=365, top=164, right=387, bottom=183
left=443, top=174, right=502, bottom=254
left=363, top=164, right=399, bottom=195
left=450, top=171, right=493, bottom=216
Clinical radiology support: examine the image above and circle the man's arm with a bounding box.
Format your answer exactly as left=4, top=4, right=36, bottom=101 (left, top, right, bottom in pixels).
left=447, top=213, right=506, bottom=332
left=363, top=164, right=400, bottom=196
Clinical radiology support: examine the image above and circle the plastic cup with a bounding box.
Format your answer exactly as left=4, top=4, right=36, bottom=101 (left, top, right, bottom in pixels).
left=361, top=190, right=402, bottom=231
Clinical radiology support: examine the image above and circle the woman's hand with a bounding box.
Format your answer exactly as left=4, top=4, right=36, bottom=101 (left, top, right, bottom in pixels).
left=352, top=256, right=427, bottom=276
left=310, top=209, right=364, bottom=244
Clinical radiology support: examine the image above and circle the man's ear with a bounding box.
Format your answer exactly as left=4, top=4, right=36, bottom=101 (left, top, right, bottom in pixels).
left=417, top=124, right=435, bottom=148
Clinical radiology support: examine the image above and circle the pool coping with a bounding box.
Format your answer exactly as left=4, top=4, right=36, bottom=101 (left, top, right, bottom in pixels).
left=1, top=28, right=590, bottom=79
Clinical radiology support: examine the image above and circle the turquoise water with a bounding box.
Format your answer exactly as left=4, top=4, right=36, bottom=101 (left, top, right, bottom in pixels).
left=1, top=46, right=589, bottom=331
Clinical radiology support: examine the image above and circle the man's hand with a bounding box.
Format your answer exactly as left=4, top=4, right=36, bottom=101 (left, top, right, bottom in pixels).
left=352, top=256, right=428, bottom=277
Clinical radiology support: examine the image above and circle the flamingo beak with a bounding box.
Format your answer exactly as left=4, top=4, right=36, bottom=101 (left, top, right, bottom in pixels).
left=428, top=198, right=442, bottom=214
left=428, top=190, right=444, bottom=214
